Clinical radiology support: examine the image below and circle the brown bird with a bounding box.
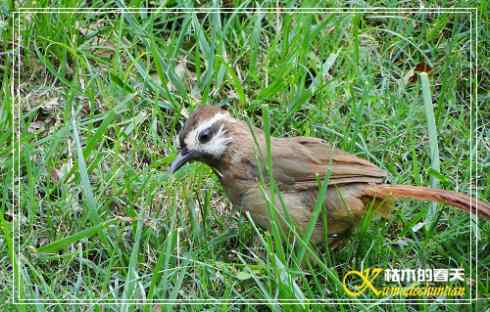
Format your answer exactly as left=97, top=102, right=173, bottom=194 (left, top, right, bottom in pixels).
left=170, top=106, right=490, bottom=246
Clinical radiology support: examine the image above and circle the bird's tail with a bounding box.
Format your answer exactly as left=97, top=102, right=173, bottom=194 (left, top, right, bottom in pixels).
left=363, top=184, right=490, bottom=219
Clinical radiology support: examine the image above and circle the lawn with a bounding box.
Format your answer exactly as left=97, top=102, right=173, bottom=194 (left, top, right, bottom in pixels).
left=1, top=1, right=489, bottom=311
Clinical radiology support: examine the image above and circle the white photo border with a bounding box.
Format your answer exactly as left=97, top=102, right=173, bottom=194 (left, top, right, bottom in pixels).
left=11, top=7, right=481, bottom=305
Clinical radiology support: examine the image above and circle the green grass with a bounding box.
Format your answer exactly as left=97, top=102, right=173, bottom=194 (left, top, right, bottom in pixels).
left=1, top=1, right=490, bottom=311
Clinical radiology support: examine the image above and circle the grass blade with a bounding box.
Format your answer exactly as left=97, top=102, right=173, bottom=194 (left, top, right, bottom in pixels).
left=148, top=196, right=178, bottom=302
left=420, top=72, right=440, bottom=228
left=121, top=212, right=145, bottom=311
left=72, top=110, right=99, bottom=223
left=296, top=170, right=331, bottom=264
left=1, top=212, right=25, bottom=306
left=36, top=218, right=118, bottom=254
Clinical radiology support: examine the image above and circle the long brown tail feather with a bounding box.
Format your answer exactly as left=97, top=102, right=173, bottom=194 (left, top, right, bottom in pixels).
left=364, top=184, right=490, bottom=219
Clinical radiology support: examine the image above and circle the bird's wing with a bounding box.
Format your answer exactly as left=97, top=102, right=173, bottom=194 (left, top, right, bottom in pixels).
left=260, top=136, right=387, bottom=187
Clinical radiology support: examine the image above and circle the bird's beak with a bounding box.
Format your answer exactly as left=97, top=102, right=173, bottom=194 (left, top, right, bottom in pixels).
left=169, top=150, right=200, bottom=173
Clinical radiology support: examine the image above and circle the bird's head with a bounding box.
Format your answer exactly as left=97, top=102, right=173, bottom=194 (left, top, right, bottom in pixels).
left=170, top=106, right=235, bottom=173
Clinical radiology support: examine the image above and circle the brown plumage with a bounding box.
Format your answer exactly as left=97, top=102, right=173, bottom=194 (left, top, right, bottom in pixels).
left=170, top=106, right=490, bottom=246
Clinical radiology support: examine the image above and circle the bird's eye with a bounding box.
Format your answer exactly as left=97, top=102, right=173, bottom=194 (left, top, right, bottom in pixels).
left=198, top=128, right=212, bottom=144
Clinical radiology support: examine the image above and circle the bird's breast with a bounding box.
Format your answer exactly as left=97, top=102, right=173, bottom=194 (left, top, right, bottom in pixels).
left=218, top=171, right=258, bottom=209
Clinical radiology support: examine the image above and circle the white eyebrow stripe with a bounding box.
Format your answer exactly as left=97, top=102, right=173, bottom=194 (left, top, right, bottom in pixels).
left=184, top=112, right=234, bottom=148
